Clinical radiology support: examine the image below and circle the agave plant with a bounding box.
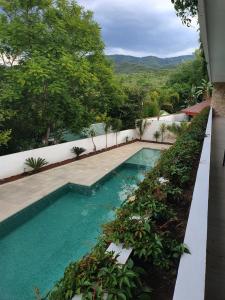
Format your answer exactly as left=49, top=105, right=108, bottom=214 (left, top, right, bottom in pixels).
left=72, top=146, right=86, bottom=159
left=25, top=157, right=48, bottom=172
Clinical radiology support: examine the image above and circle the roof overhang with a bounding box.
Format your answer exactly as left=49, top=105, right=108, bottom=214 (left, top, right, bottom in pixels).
left=181, top=100, right=211, bottom=116
left=198, top=0, right=225, bottom=83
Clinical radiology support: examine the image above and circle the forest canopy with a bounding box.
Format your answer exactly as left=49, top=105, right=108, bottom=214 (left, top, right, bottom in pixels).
left=0, top=0, right=207, bottom=155
left=0, top=0, right=124, bottom=153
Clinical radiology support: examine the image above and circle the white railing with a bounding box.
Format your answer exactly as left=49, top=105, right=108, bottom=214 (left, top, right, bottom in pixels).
left=173, top=108, right=212, bottom=300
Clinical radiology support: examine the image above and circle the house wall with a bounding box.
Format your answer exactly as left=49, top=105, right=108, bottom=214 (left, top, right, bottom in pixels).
left=211, top=83, right=225, bottom=116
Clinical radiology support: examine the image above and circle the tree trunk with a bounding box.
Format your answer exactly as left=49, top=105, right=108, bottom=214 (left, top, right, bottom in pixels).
left=106, top=133, right=108, bottom=149
left=92, top=137, right=96, bottom=152
left=43, top=126, right=51, bottom=145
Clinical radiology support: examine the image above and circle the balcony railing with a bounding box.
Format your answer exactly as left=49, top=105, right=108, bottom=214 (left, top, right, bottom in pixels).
left=173, top=108, right=212, bottom=300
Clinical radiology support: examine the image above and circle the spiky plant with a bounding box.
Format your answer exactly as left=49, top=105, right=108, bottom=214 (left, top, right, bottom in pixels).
left=72, top=147, right=86, bottom=159
left=25, top=157, right=48, bottom=172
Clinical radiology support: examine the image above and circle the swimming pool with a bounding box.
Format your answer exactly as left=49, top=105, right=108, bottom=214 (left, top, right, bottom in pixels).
left=0, top=148, right=160, bottom=300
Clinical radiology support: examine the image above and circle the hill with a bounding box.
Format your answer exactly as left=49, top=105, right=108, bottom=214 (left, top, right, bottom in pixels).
left=107, top=54, right=194, bottom=73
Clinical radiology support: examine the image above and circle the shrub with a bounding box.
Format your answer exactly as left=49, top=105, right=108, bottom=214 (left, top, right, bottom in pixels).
left=47, top=247, right=139, bottom=300
left=72, top=147, right=86, bottom=159
left=167, top=122, right=189, bottom=137
left=25, top=157, right=48, bottom=172
left=153, top=130, right=160, bottom=142
left=46, top=108, right=209, bottom=300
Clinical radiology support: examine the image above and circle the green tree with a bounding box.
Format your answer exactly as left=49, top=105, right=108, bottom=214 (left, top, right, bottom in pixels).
left=143, top=99, right=160, bottom=118
left=88, top=128, right=97, bottom=152
left=136, top=119, right=148, bottom=140
left=171, top=0, right=198, bottom=26
left=111, top=118, right=122, bottom=146
left=160, top=123, right=167, bottom=142
left=167, top=50, right=207, bottom=110
left=104, top=117, right=112, bottom=149
left=0, top=0, right=123, bottom=154
left=196, top=79, right=213, bottom=101
left=110, top=86, right=144, bottom=130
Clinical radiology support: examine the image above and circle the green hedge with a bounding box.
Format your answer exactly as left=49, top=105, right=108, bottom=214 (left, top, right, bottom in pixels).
left=46, top=108, right=209, bottom=300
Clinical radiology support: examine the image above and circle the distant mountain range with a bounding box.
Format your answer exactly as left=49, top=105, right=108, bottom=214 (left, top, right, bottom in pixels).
left=106, top=54, right=194, bottom=73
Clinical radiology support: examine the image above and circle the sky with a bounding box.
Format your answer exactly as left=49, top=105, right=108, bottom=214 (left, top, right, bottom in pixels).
left=77, top=0, right=199, bottom=58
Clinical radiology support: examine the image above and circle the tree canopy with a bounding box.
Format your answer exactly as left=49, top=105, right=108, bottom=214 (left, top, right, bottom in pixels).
left=171, top=0, right=198, bottom=26
left=0, top=0, right=124, bottom=153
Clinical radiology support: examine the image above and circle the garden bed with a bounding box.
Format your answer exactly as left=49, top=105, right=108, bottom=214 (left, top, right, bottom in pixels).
left=42, top=108, right=210, bottom=300
left=0, top=140, right=138, bottom=185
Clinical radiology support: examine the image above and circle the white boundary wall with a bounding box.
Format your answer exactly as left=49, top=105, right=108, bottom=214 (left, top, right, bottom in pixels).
left=142, top=120, right=180, bottom=143
left=0, top=129, right=136, bottom=179
left=0, top=113, right=187, bottom=180
left=147, top=113, right=188, bottom=122
left=173, top=108, right=212, bottom=300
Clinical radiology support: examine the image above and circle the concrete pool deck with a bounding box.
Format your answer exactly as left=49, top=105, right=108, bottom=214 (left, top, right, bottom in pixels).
left=0, top=142, right=170, bottom=222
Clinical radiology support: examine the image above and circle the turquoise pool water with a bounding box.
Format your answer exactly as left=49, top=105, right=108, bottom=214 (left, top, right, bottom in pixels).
left=0, top=148, right=160, bottom=300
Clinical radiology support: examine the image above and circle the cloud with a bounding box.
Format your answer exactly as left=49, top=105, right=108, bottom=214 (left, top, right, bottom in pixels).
left=77, top=0, right=199, bottom=57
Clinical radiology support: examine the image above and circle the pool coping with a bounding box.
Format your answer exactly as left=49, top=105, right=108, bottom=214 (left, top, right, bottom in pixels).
left=0, top=142, right=170, bottom=223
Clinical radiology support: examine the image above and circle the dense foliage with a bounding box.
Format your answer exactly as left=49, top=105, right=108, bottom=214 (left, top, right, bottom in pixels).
left=0, top=0, right=124, bottom=154
left=107, top=54, right=194, bottom=73
left=171, top=0, right=198, bottom=26
left=114, top=50, right=207, bottom=123
left=46, top=108, right=209, bottom=300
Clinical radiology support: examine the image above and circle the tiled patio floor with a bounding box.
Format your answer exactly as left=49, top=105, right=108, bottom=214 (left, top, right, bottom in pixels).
left=0, top=142, right=169, bottom=222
